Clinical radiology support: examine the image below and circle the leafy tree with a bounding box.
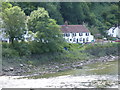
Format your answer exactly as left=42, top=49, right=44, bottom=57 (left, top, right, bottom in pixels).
left=1, top=2, right=12, bottom=11
left=28, top=8, right=65, bottom=54
left=11, top=2, right=64, bottom=24
left=1, top=6, right=27, bottom=45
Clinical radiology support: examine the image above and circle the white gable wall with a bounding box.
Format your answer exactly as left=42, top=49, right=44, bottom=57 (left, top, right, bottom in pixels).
left=107, top=27, right=120, bottom=38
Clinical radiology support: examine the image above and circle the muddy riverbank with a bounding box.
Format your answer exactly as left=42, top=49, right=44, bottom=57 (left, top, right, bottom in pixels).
left=0, top=56, right=119, bottom=89
left=2, top=55, right=119, bottom=77
left=0, top=75, right=118, bottom=88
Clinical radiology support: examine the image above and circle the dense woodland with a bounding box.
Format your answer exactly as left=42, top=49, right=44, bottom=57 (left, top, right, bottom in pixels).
left=1, top=2, right=120, bottom=59
left=11, top=2, right=119, bottom=36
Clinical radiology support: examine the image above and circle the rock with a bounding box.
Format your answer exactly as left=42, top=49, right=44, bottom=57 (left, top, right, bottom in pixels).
left=3, top=69, right=9, bottom=72
left=55, top=66, right=59, bottom=69
left=30, top=89, right=34, bottom=90
left=76, top=65, right=82, bottom=69
left=20, top=64, right=24, bottom=67
left=72, top=65, right=82, bottom=69
left=9, top=67, right=14, bottom=71
left=29, top=65, right=33, bottom=67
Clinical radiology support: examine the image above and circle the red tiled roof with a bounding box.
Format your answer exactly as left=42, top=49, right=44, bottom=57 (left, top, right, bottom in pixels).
left=60, top=25, right=90, bottom=33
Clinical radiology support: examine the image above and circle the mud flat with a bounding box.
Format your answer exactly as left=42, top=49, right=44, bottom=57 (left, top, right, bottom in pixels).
left=0, top=75, right=118, bottom=89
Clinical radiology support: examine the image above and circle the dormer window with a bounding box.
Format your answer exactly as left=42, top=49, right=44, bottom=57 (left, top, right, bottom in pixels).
left=79, top=33, right=83, bottom=36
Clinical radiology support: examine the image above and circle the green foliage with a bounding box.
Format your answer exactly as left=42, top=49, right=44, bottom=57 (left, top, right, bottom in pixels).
left=11, top=2, right=64, bottom=24
left=2, top=47, right=19, bottom=58
left=1, top=2, right=12, bottom=11
left=2, top=42, right=31, bottom=57
left=11, top=2, right=119, bottom=37
left=28, top=7, right=65, bottom=54
left=2, top=42, right=10, bottom=48
left=1, top=5, right=27, bottom=45
left=84, top=43, right=119, bottom=57
left=28, top=7, right=49, bottom=33
left=13, top=42, right=31, bottom=56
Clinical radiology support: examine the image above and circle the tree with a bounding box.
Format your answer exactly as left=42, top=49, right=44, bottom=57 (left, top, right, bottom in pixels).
left=11, top=2, right=64, bottom=24
left=28, top=7, right=65, bottom=53
left=1, top=6, right=27, bottom=45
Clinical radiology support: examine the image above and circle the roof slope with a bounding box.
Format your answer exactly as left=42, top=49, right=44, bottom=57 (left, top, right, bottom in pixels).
left=60, top=25, right=90, bottom=33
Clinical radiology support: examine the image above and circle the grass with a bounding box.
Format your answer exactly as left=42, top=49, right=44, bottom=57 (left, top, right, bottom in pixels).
left=20, top=69, right=76, bottom=79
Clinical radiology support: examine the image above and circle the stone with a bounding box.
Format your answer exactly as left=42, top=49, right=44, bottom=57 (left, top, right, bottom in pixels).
left=20, top=64, right=24, bottom=67
left=9, top=67, right=14, bottom=71
left=3, top=69, right=9, bottom=72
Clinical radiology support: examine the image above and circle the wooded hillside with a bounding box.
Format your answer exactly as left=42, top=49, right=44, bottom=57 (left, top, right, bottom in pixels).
left=11, top=2, right=119, bottom=36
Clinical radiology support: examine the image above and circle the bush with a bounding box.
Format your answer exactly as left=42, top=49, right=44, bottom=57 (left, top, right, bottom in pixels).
left=2, top=48, right=19, bottom=58
left=2, top=42, right=10, bottom=48
left=84, top=43, right=120, bottom=57
left=13, top=42, right=31, bottom=56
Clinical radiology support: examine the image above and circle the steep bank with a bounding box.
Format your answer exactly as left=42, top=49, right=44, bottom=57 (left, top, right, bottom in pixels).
left=2, top=55, right=119, bottom=76
left=2, top=42, right=120, bottom=76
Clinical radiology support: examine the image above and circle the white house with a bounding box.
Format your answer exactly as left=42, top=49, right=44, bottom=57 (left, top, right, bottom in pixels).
left=60, top=25, right=94, bottom=43
left=0, top=28, right=9, bottom=43
left=107, top=26, right=120, bottom=38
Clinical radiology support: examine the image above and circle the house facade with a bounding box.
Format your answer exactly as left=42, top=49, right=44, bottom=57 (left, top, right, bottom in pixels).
left=107, top=26, right=120, bottom=38
left=0, top=28, right=9, bottom=43
left=60, top=25, right=94, bottom=43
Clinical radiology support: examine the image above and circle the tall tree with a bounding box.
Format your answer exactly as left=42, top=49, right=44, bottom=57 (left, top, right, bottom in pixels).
left=28, top=8, right=65, bottom=53
left=1, top=5, right=27, bottom=45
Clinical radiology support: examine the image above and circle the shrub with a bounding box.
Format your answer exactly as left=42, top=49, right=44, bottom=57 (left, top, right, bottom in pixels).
left=2, top=42, right=10, bottom=48
left=84, top=43, right=120, bottom=57
left=2, top=48, right=19, bottom=58
left=13, top=42, right=31, bottom=56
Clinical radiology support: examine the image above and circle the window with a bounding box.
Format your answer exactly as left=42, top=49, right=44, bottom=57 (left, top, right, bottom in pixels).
left=86, top=33, right=89, bottom=36
left=79, top=38, right=82, bottom=41
left=67, top=33, right=70, bottom=37
left=70, top=39, right=72, bottom=41
left=79, top=33, right=83, bottom=36
left=63, top=34, right=66, bottom=37
left=86, top=37, right=89, bottom=42
left=72, top=33, right=76, bottom=36
left=73, top=38, right=76, bottom=42
left=112, top=30, right=114, bottom=33
left=64, top=33, right=70, bottom=37
left=66, top=38, right=69, bottom=42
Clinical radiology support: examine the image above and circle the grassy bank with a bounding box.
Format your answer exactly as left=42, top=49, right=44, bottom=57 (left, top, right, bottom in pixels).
left=2, top=42, right=120, bottom=66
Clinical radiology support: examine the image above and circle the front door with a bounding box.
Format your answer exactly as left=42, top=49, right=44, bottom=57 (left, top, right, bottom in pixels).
left=77, top=38, right=78, bottom=43
left=83, top=38, right=85, bottom=43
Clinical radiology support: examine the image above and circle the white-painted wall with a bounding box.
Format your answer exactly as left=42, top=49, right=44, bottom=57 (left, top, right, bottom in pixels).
left=107, top=26, right=120, bottom=38
left=0, top=28, right=9, bottom=43
left=63, top=32, right=94, bottom=43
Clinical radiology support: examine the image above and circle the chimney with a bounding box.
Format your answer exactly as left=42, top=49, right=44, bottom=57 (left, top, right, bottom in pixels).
left=64, top=21, right=68, bottom=26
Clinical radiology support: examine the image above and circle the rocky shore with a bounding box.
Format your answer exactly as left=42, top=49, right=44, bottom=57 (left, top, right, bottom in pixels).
left=2, top=55, right=119, bottom=77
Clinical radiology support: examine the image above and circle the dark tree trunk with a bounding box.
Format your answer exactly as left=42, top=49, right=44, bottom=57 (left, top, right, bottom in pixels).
left=10, top=37, right=14, bottom=47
